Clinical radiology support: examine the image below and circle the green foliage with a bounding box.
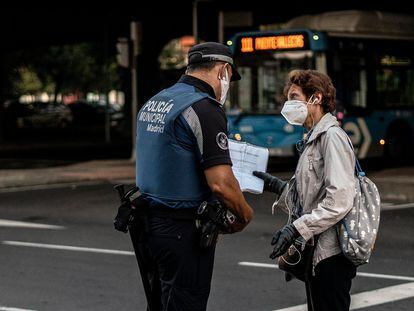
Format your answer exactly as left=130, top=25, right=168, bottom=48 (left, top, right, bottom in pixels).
left=159, top=38, right=188, bottom=70
left=10, top=42, right=120, bottom=97
left=13, top=67, right=45, bottom=94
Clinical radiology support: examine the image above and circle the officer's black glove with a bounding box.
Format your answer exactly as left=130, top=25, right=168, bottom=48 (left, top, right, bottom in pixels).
left=253, top=171, right=287, bottom=195
left=269, top=224, right=300, bottom=259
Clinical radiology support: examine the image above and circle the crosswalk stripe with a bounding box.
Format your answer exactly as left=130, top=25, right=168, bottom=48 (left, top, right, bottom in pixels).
left=238, top=261, right=414, bottom=281
left=272, top=282, right=414, bottom=311
left=2, top=241, right=134, bottom=256
left=381, top=202, right=414, bottom=211
left=0, top=219, right=65, bottom=230
left=0, top=306, right=37, bottom=311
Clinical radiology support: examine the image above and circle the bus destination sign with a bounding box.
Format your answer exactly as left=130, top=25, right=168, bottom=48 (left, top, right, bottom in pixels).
left=240, top=34, right=305, bottom=53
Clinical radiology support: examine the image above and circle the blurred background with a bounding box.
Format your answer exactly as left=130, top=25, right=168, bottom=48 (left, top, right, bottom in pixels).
left=0, top=1, right=413, bottom=169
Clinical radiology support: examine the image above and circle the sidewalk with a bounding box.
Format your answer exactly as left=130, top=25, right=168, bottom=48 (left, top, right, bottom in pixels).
left=0, top=159, right=413, bottom=202
left=369, top=167, right=414, bottom=203
left=0, top=159, right=135, bottom=190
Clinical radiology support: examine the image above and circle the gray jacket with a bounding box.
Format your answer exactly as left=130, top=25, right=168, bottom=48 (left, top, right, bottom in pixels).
left=292, top=113, right=356, bottom=267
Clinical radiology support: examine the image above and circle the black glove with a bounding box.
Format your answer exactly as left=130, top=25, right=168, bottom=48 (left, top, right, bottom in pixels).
left=253, top=171, right=287, bottom=194
left=269, top=224, right=300, bottom=259
left=114, top=200, right=133, bottom=233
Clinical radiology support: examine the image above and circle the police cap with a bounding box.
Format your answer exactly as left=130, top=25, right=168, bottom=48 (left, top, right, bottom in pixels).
left=188, top=42, right=241, bottom=81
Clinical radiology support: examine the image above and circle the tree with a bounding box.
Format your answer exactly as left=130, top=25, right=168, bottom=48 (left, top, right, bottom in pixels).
left=10, top=42, right=120, bottom=101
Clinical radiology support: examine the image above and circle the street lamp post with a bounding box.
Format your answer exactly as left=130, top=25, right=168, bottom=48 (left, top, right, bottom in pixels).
left=193, top=0, right=212, bottom=43
left=192, top=0, right=199, bottom=43
left=130, top=21, right=141, bottom=162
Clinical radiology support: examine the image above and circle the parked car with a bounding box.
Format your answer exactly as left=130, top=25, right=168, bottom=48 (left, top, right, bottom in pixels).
left=28, top=101, right=73, bottom=128
left=2, top=100, right=73, bottom=130
left=67, top=100, right=124, bottom=128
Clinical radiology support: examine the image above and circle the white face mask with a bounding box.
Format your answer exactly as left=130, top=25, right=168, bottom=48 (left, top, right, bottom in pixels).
left=219, top=66, right=230, bottom=106
left=281, top=95, right=317, bottom=126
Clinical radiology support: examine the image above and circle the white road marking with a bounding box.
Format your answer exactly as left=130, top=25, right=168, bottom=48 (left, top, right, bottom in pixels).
left=239, top=262, right=279, bottom=269
left=272, top=282, right=414, bottom=311
left=381, top=202, right=414, bottom=211
left=2, top=241, right=134, bottom=256
left=272, top=304, right=307, bottom=311
left=5, top=243, right=414, bottom=281
left=0, top=219, right=65, bottom=230
left=0, top=306, right=36, bottom=311
left=238, top=261, right=414, bottom=281
left=357, top=271, right=414, bottom=282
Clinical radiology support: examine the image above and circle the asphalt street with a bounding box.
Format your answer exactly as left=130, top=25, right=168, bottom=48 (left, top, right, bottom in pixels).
left=0, top=182, right=413, bottom=311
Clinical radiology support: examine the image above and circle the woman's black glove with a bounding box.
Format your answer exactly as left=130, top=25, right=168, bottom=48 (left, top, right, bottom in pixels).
left=253, top=171, right=287, bottom=194
left=269, top=224, right=300, bottom=259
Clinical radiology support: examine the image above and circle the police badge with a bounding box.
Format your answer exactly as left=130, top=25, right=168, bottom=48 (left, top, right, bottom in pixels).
left=216, top=132, right=229, bottom=150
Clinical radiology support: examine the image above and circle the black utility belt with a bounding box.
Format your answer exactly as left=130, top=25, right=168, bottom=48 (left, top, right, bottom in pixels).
left=148, top=205, right=199, bottom=220
left=113, top=184, right=234, bottom=250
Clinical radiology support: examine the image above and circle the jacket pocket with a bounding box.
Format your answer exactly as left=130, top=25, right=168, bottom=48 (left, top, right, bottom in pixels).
left=308, top=154, right=324, bottom=181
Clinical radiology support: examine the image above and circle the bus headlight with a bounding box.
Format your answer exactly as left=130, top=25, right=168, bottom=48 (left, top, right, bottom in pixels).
left=283, top=124, right=294, bottom=133
left=380, top=139, right=385, bottom=146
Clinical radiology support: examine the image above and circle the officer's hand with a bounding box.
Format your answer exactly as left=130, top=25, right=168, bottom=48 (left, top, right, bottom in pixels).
left=269, top=224, right=300, bottom=259
left=220, top=220, right=246, bottom=234
left=253, top=171, right=287, bottom=195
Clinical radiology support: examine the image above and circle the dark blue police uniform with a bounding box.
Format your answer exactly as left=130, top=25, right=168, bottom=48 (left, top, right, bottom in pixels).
left=135, top=74, right=232, bottom=311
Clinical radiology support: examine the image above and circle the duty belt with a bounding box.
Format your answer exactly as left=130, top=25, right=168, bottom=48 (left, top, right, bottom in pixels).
left=148, top=205, right=199, bottom=220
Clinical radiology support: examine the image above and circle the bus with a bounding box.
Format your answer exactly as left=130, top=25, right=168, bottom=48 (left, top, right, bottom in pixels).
left=226, top=11, right=414, bottom=161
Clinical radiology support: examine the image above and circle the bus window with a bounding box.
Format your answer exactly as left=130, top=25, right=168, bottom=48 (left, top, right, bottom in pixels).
left=230, top=50, right=314, bottom=114
left=376, top=55, right=414, bottom=108
left=232, top=67, right=252, bottom=113
left=258, top=64, right=279, bottom=112
left=331, top=50, right=368, bottom=113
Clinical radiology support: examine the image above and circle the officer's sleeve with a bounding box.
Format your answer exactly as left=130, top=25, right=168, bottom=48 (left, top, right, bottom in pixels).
left=181, top=99, right=232, bottom=170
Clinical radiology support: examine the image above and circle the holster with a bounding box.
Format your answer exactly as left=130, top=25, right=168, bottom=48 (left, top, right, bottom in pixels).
left=114, top=186, right=149, bottom=235
left=197, top=202, right=235, bottom=249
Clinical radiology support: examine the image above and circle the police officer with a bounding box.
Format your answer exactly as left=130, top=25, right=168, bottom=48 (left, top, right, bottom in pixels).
left=135, top=42, right=254, bottom=311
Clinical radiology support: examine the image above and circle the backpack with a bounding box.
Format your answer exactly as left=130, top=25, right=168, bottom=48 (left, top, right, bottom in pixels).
left=337, top=139, right=381, bottom=266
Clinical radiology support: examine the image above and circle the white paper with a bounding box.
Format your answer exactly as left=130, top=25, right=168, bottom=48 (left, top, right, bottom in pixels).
left=228, top=139, right=269, bottom=194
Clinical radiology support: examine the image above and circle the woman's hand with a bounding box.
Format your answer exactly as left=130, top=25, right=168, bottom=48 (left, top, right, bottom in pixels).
left=253, top=171, right=287, bottom=194
left=269, top=224, right=300, bottom=259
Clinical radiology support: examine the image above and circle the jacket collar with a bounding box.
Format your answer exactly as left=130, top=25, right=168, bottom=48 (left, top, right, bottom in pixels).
left=178, top=75, right=216, bottom=99
left=306, top=113, right=339, bottom=144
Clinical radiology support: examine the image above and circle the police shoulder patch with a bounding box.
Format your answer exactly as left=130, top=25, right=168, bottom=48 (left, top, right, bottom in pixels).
left=216, top=132, right=229, bottom=150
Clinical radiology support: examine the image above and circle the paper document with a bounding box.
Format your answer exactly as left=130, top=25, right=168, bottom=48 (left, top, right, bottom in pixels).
left=228, top=139, right=269, bottom=194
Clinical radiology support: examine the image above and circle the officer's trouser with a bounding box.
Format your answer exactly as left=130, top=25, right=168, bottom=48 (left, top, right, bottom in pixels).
left=306, top=253, right=357, bottom=311
left=144, top=215, right=216, bottom=311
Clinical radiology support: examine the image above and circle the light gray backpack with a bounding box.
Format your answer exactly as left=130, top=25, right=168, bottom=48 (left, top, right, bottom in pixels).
left=337, top=140, right=381, bottom=266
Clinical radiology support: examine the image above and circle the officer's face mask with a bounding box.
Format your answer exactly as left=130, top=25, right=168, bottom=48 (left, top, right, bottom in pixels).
left=281, top=95, right=317, bottom=126
left=218, top=65, right=230, bottom=106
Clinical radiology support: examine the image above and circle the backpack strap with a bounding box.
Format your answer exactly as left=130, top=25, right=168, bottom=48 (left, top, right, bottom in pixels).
left=332, top=126, right=366, bottom=177
left=343, top=133, right=366, bottom=177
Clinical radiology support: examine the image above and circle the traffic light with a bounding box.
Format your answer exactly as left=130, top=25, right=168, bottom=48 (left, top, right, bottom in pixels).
left=116, top=38, right=129, bottom=68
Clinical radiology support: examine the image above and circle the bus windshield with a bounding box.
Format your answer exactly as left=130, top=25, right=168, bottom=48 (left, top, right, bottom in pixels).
left=329, top=38, right=414, bottom=114
left=228, top=50, right=314, bottom=115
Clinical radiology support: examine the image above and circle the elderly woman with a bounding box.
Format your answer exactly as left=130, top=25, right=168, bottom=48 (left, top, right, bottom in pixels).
left=254, top=70, right=357, bottom=311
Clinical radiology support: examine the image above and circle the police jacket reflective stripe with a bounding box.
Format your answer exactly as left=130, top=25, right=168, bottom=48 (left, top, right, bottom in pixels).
left=136, top=82, right=215, bottom=204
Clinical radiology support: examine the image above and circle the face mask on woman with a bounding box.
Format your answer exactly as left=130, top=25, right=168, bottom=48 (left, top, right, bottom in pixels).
left=281, top=95, right=317, bottom=126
